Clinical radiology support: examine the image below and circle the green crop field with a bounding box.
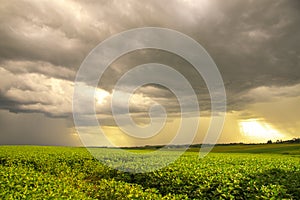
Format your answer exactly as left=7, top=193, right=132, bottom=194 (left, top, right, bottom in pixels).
left=189, top=143, right=300, bottom=155
left=0, top=145, right=300, bottom=199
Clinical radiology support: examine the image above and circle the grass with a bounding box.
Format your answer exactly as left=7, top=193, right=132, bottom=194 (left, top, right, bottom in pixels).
left=188, top=143, right=300, bottom=155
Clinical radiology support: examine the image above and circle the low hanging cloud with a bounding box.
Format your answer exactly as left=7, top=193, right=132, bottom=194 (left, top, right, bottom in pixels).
left=0, top=67, right=74, bottom=117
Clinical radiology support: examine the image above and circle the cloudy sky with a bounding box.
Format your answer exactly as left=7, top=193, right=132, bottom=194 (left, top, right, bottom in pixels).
left=0, top=0, right=299, bottom=146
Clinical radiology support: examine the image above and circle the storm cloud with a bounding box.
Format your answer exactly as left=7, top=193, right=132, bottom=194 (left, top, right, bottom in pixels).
left=0, top=0, right=299, bottom=145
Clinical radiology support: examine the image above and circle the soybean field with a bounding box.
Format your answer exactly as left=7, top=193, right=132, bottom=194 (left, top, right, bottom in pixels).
left=0, top=145, right=299, bottom=199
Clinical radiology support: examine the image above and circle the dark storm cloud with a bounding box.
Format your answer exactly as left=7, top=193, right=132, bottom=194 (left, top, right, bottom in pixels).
left=0, top=0, right=299, bottom=117
left=205, top=0, right=300, bottom=86
left=0, top=0, right=94, bottom=67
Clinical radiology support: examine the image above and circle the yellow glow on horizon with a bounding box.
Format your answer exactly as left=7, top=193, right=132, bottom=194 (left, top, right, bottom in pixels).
left=239, top=119, right=285, bottom=141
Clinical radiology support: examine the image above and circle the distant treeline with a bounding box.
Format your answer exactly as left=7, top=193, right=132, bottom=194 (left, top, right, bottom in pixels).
left=118, top=138, right=300, bottom=149
left=267, top=138, right=300, bottom=144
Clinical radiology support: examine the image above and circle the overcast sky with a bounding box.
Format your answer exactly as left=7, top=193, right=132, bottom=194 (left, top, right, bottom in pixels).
left=0, top=0, right=299, bottom=146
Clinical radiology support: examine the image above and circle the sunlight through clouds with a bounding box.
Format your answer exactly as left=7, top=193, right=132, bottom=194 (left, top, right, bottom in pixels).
left=239, top=119, right=286, bottom=141
left=0, top=0, right=299, bottom=145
